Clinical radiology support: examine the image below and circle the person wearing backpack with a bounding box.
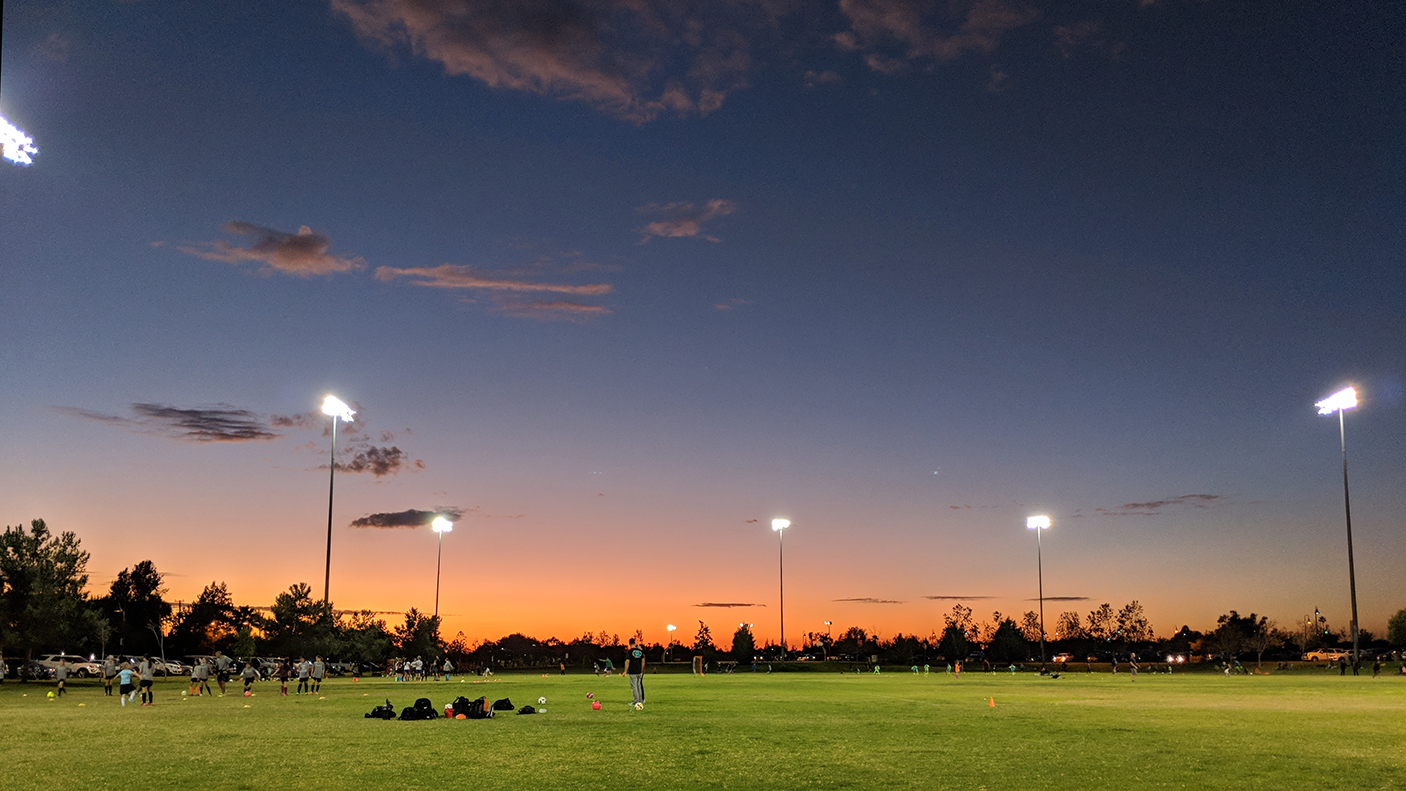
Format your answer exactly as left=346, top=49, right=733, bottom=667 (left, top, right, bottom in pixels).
left=624, top=637, right=646, bottom=709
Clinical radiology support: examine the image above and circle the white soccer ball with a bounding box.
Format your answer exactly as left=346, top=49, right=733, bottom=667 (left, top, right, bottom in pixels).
left=538, top=697, right=546, bottom=704
left=634, top=702, right=643, bottom=710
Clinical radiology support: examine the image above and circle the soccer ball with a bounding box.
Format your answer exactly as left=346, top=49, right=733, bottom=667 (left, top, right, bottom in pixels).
left=181, top=691, right=187, bottom=697
left=634, top=702, right=643, bottom=710
left=46, top=692, right=54, bottom=699
left=244, top=691, right=251, bottom=697
left=586, top=692, right=594, bottom=699
left=539, top=697, right=546, bottom=704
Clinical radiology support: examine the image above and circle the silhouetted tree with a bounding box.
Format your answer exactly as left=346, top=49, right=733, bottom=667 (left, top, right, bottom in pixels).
left=0, top=519, right=99, bottom=663
left=1388, top=609, right=1406, bottom=647
left=692, top=621, right=715, bottom=657
left=100, top=560, right=171, bottom=656
left=731, top=623, right=756, bottom=662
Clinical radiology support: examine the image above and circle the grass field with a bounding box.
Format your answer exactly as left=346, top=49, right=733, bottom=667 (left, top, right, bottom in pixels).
left=3, top=667, right=1404, bottom=790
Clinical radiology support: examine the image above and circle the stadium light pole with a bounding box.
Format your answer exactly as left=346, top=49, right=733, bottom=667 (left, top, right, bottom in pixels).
left=666, top=624, right=677, bottom=662
left=824, top=620, right=832, bottom=660
left=431, top=517, right=454, bottom=621
left=772, top=518, right=790, bottom=659
left=1316, top=385, right=1361, bottom=666
left=320, top=395, right=355, bottom=606
left=1027, top=515, right=1051, bottom=664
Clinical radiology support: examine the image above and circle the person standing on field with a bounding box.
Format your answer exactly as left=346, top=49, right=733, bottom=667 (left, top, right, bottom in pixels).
left=197, top=658, right=212, bottom=697
left=214, top=650, right=232, bottom=696
left=103, top=656, right=117, bottom=696
left=138, top=656, right=155, bottom=706
left=118, top=663, right=136, bottom=706
left=624, top=637, right=646, bottom=709
left=55, top=660, right=69, bottom=697
left=277, top=658, right=291, bottom=697
left=311, top=656, right=325, bottom=694
left=241, top=661, right=258, bottom=695
left=296, top=656, right=310, bottom=695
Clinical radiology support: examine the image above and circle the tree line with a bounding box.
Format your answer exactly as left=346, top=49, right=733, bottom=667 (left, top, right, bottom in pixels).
left=4, top=519, right=1404, bottom=671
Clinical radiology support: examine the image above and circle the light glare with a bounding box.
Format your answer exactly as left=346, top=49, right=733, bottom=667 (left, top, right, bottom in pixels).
left=771, top=518, right=790, bottom=531
left=431, top=516, right=453, bottom=533
left=1027, top=515, right=1051, bottom=530
left=1315, top=386, right=1357, bottom=415
left=1, top=116, right=38, bottom=166
left=321, top=394, right=355, bottom=421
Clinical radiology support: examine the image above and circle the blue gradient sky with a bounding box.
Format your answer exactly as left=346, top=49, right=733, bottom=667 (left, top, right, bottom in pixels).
left=2, top=0, right=1402, bottom=645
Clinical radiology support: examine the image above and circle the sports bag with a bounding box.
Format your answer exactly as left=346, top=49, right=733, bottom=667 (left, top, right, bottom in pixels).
left=492, top=697, right=515, bottom=711
left=399, top=697, right=439, bottom=721
left=365, top=699, right=396, bottom=719
left=465, top=696, right=494, bottom=719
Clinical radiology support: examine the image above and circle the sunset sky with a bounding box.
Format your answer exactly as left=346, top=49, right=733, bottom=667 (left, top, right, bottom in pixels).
left=2, top=0, right=1402, bottom=647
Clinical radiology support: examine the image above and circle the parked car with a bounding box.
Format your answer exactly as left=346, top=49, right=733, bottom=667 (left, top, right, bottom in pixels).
left=1304, top=649, right=1351, bottom=662
left=1052, top=653, right=1075, bottom=663
left=3, top=657, right=54, bottom=680
left=36, top=654, right=102, bottom=678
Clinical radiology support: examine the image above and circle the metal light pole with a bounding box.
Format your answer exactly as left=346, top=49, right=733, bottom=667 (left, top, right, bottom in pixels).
left=431, top=517, right=454, bottom=620
left=1316, top=386, right=1360, bottom=666
left=666, top=624, right=677, bottom=662
left=1027, top=515, right=1051, bottom=663
left=772, top=518, right=790, bottom=659
left=320, top=395, right=355, bottom=606
left=824, top=620, right=832, bottom=660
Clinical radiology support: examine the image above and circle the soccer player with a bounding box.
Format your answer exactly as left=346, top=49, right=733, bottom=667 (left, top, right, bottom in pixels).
left=197, top=658, right=212, bottom=697
left=623, top=637, right=646, bottom=709
left=296, top=657, right=310, bottom=695
left=214, top=650, right=233, bottom=696
left=55, top=660, right=69, bottom=697
left=311, top=656, right=325, bottom=694
left=277, top=658, right=291, bottom=697
left=103, top=655, right=117, bottom=696
left=241, top=661, right=259, bottom=695
left=138, top=656, right=155, bottom=706
left=189, top=661, right=200, bottom=696
left=118, top=663, right=136, bottom=706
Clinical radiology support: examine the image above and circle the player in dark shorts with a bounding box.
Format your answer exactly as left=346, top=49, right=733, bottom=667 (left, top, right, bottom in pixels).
left=138, top=657, right=155, bottom=706
left=214, top=651, right=232, bottom=696
left=311, top=656, right=325, bottom=693
left=277, top=659, right=291, bottom=697
left=241, top=662, right=258, bottom=695
left=296, top=657, right=310, bottom=695
left=197, top=658, right=213, bottom=697
left=103, top=656, right=118, bottom=696
left=118, top=663, right=136, bottom=706
left=55, top=660, right=69, bottom=697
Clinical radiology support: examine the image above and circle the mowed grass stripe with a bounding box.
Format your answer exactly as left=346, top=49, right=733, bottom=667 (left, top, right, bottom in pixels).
left=2, top=671, right=1403, bottom=790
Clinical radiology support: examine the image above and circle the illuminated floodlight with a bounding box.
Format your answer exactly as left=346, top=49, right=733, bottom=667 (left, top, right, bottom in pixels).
left=321, top=395, right=355, bottom=421
left=771, top=518, right=790, bottom=531
left=1315, top=386, right=1357, bottom=415
left=1, top=116, right=38, bottom=166
left=431, top=516, right=454, bottom=534
left=1027, top=515, right=1051, bottom=530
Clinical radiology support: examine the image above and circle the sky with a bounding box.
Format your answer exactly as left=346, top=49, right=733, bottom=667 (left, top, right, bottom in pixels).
left=2, top=0, right=1403, bottom=648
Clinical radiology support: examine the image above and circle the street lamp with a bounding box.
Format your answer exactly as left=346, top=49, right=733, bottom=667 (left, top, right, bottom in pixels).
left=320, top=395, right=355, bottom=606
left=431, top=516, right=453, bottom=621
left=824, top=620, right=832, bottom=660
left=1316, top=385, right=1360, bottom=666
left=666, top=624, right=677, bottom=662
left=771, top=518, right=790, bottom=659
left=1027, top=515, right=1051, bottom=664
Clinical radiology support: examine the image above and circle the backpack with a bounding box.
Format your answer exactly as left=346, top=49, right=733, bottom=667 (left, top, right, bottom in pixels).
left=516, top=705, right=537, bottom=715
left=492, top=697, right=515, bottom=711
left=365, top=699, right=396, bottom=720
left=464, top=696, right=494, bottom=719
left=450, top=696, right=474, bottom=718
left=398, top=697, right=439, bottom=721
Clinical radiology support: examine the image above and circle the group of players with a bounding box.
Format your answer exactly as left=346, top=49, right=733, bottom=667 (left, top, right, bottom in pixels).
left=42, top=650, right=331, bottom=707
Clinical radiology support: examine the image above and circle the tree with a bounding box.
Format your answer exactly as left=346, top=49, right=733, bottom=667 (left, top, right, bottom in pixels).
left=731, top=623, right=756, bottom=662
left=0, top=519, right=98, bottom=662
left=692, top=621, right=715, bottom=657
left=394, top=608, right=441, bottom=659
left=937, top=622, right=968, bottom=662
left=265, top=582, right=334, bottom=658
left=1115, top=601, right=1153, bottom=643
left=340, top=611, right=394, bottom=665
left=1019, top=611, right=1042, bottom=643
left=170, top=581, right=236, bottom=655
left=985, top=618, right=1031, bottom=663
left=1210, top=610, right=1270, bottom=663
left=1087, top=604, right=1115, bottom=642
left=1388, top=609, right=1406, bottom=647
left=1055, top=611, right=1084, bottom=641
left=101, top=560, right=171, bottom=656
left=944, top=604, right=974, bottom=637
left=1243, top=621, right=1281, bottom=668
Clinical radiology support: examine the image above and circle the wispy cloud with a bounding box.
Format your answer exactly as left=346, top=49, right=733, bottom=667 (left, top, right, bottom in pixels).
left=339, top=446, right=425, bottom=477
left=695, top=602, right=765, bottom=608
left=838, top=0, right=1039, bottom=68
left=179, top=221, right=365, bottom=277
left=635, top=199, right=737, bottom=243
left=1092, top=494, right=1222, bottom=517
left=350, top=507, right=465, bottom=529
left=497, top=300, right=613, bottom=321
left=373, top=264, right=613, bottom=295
left=1029, top=596, right=1089, bottom=601
left=332, top=0, right=782, bottom=123
left=715, top=298, right=753, bottom=311
left=53, top=403, right=281, bottom=443
left=374, top=260, right=614, bottom=321
left=922, top=595, right=994, bottom=600
left=834, top=597, right=904, bottom=604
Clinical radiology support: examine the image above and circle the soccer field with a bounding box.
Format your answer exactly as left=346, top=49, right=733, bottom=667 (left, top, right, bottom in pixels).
left=3, top=669, right=1403, bottom=790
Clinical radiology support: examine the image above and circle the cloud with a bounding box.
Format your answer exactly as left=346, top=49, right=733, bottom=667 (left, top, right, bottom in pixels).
left=374, top=264, right=612, bottom=295
left=53, top=403, right=281, bottom=443
left=715, top=298, right=752, bottom=311
left=1053, top=18, right=1125, bottom=59
left=179, top=221, right=366, bottom=277
left=1093, top=494, right=1222, bottom=516
left=923, top=595, right=994, bottom=600
left=803, top=69, right=842, bottom=87
left=1029, top=596, right=1089, bottom=602
left=339, top=446, right=425, bottom=477
left=838, top=0, right=1039, bottom=68
left=497, top=300, right=613, bottom=321
left=635, top=199, right=736, bottom=242
left=833, top=597, right=904, bottom=604
left=743, top=518, right=759, bottom=523
left=695, top=602, right=765, bottom=608
left=332, top=0, right=783, bottom=123
left=349, top=507, right=465, bottom=529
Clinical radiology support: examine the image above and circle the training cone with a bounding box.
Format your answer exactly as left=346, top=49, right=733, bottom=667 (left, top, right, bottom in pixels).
left=988, top=697, right=995, bottom=708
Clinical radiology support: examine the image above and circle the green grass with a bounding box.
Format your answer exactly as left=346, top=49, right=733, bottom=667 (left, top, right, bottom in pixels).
left=3, top=668, right=1404, bottom=790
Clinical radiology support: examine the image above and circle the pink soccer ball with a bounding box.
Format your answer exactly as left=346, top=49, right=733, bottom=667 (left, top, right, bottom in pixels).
left=586, top=692, right=594, bottom=699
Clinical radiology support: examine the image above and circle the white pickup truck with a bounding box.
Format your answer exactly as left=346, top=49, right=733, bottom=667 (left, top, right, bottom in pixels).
left=1303, top=649, right=1351, bottom=662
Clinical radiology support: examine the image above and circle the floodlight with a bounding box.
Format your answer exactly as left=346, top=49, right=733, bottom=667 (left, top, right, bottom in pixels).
left=321, top=395, right=355, bottom=421
left=1315, top=386, right=1357, bottom=415
left=432, top=517, right=454, bottom=534
left=771, top=518, right=790, bottom=531
left=1027, top=515, right=1051, bottom=530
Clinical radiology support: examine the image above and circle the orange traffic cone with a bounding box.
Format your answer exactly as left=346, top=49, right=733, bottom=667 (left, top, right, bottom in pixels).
left=988, top=696, right=995, bottom=707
